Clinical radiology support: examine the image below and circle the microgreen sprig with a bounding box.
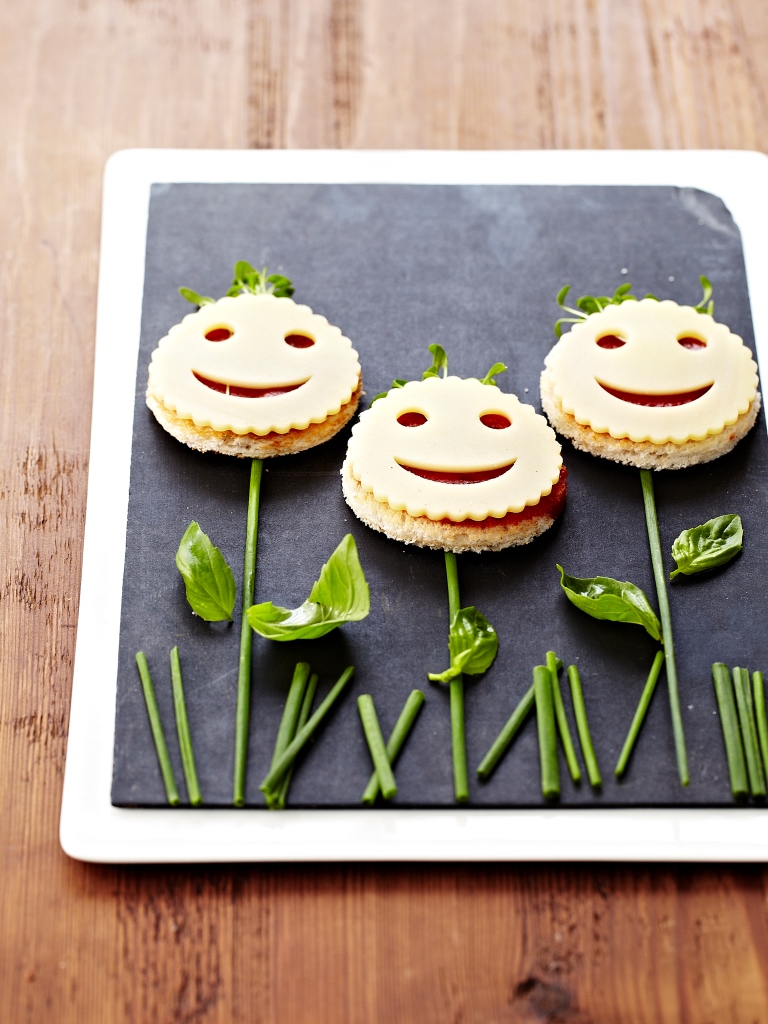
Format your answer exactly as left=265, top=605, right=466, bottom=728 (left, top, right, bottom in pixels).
left=179, top=260, right=294, bottom=307
left=372, top=345, right=507, bottom=404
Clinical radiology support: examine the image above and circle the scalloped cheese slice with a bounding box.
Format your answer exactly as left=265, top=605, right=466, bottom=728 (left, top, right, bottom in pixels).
left=147, top=293, right=361, bottom=436
left=345, top=376, right=562, bottom=522
left=544, top=299, right=758, bottom=444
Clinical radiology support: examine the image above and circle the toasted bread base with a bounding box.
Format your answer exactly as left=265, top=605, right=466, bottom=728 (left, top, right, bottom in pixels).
left=341, top=460, right=560, bottom=553
left=540, top=369, right=761, bottom=470
left=147, top=378, right=362, bottom=458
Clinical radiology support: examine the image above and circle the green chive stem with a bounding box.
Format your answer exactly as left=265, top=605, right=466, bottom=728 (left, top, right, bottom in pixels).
left=712, top=663, right=748, bottom=797
left=547, top=651, right=581, bottom=782
left=259, top=666, right=354, bottom=794
left=233, top=458, right=263, bottom=807
left=567, top=665, right=602, bottom=788
left=135, top=652, right=180, bottom=806
left=357, top=695, right=398, bottom=800
left=169, top=646, right=202, bottom=806
left=476, top=685, right=535, bottom=779
left=275, top=672, right=318, bottom=809
left=639, top=469, right=689, bottom=786
left=733, top=666, right=766, bottom=796
left=615, top=650, right=664, bottom=778
left=444, top=550, right=469, bottom=803
left=753, top=672, right=768, bottom=779
left=362, top=689, right=425, bottom=804
left=534, top=664, right=560, bottom=799
left=264, top=662, right=310, bottom=809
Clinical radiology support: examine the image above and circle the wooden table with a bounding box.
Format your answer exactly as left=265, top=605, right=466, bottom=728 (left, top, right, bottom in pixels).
left=3, top=1, right=768, bottom=1020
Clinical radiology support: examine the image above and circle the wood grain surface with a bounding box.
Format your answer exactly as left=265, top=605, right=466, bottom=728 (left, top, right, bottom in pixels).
left=3, top=1, right=768, bottom=1020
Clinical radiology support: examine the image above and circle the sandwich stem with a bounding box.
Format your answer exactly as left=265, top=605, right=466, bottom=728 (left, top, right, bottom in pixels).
left=639, top=469, right=689, bottom=786
left=444, top=551, right=469, bottom=802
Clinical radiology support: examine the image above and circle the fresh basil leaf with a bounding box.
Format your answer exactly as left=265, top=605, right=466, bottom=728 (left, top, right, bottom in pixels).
left=428, top=607, right=499, bottom=684
left=422, top=343, right=448, bottom=380
left=557, top=564, right=661, bottom=641
left=175, top=521, right=236, bottom=621
left=179, top=287, right=214, bottom=307
left=247, top=534, right=370, bottom=641
left=479, top=362, right=507, bottom=387
left=670, top=514, right=742, bottom=580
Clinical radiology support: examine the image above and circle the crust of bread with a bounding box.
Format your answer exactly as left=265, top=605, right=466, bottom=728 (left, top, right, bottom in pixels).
left=341, top=460, right=558, bottom=553
left=147, top=378, right=362, bottom=458
left=540, top=368, right=761, bottom=470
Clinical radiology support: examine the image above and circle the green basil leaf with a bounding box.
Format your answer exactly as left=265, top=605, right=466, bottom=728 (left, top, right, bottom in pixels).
left=557, top=564, right=661, bottom=641
left=247, top=534, right=370, bottom=641
left=428, top=607, right=499, bottom=684
left=178, top=287, right=214, bottom=307
left=175, top=521, right=236, bottom=621
left=670, top=514, right=742, bottom=580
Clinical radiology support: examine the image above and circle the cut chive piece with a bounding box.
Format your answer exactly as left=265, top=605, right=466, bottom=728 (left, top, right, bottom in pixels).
left=712, top=662, right=748, bottom=798
left=264, top=662, right=311, bottom=809
left=753, top=671, right=768, bottom=780
left=169, top=646, right=202, bottom=806
left=445, top=551, right=469, bottom=803
left=615, top=650, right=664, bottom=778
left=135, top=652, right=180, bottom=806
left=476, top=685, right=535, bottom=780
left=733, top=666, right=766, bottom=797
left=534, top=664, right=559, bottom=799
left=275, top=672, right=318, bottom=809
left=357, top=695, right=398, bottom=800
left=259, top=666, right=354, bottom=795
left=567, top=665, right=602, bottom=788
left=233, top=458, right=263, bottom=807
left=547, top=651, right=581, bottom=782
left=362, top=689, right=425, bottom=805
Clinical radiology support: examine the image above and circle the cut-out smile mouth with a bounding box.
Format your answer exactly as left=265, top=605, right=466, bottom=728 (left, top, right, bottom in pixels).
left=193, top=372, right=309, bottom=398
left=396, top=460, right=516, bottom=484
left=597, top=381, right=713, bottom=407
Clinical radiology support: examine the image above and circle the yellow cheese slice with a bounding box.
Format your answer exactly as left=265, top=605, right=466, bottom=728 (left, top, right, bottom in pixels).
left=545, top=299, right=758, bottom=444
left=147, top=293, right=361, bottom=436
left=345, top=376, right=562, bottom=522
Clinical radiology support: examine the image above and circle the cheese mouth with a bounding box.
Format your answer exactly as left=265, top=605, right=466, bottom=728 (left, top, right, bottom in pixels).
left=396, top=459, right=516, bottom=484
left=193, top=371, right=310, bottom=398
left=596, top=380, right=714, bottom=408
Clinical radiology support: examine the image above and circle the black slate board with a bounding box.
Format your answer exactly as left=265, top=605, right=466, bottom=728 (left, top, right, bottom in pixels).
left=112, top=182, right=768, bottom=808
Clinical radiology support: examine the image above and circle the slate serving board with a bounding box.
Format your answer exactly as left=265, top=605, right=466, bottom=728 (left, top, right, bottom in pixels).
left=111, top=182, right=768, bottom=808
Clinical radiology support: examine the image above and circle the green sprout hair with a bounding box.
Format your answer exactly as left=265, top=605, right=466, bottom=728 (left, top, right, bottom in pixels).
left=372, top=345, right=507, bottom=404
left=179, top=260, right=295, bottom=308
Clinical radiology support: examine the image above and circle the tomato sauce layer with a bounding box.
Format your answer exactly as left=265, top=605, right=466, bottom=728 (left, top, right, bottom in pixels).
left=437, top=466, right=567, bottom=528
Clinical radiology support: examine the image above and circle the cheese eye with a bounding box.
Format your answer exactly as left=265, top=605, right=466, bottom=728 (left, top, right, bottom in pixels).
left=397, top=412, right=427, bottom=427
left=285, top=333, right=315, bottom=348
left=205, top=327, right=234, bottom=342
left=678, top=335, right=706, bottom=349
left=596, top=334, right=626, bottom=349
left=480, top=413, right=511, bottom=429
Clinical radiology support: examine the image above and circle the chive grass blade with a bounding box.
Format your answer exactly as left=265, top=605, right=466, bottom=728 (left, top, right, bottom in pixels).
left=547, top=651, right=581, bottom=782
left=169, top=646, right=202, bottom=805
left=712, top=663, right=748, bottom=798
left=753, top=672, right=768, bottom=781
left=362, top=690, right=425, bottom=804
left=733, top=666, right=765, bottom=797
left=567, top=665, right=602, bottom=788
left=615, top=650, right=664, bottom=778
left=534, top=665, right=559, bottom=799
left=357, top=695, right=398, bottom=800
left=264, top=662, right=310, bottom=809
left=275, top=672, right=318, bottom=809
left=135, top=652, right=180, bottom=806
left=476, top=685, right=535, bottom=779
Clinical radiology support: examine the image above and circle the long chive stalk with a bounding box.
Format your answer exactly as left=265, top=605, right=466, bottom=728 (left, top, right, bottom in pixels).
left=476, top=685, right=535, bottom=779
left=753, top=672, right=768, bottom=779
left=567, top=665, right=602, bottom=788
left=534, top=664, right=560, bottom=799
left=264, top=662, right=311, bottom=809
left=135, top=652, right=180, bottom=806
left=275, top=672, right=318, bottom=809
left=169, top=646, right=202, bottom=805
left=615, top=650, right=664, bottom=778
left=733, top=667, right=766, bottom=796
left=362, top=689, right=425, bottom=804
left=233, top=458, right=263, bottom=807
left=259, top=666, right=354, bottom=794
left=712, top=662, right=748, bottom=797
left=444, top=551, right=469, bottom=803
left=547, top=651, right=581, bottom=782
left=358, top=695, right=398, bottom=800
left=639, top=469, right=688, bottom=786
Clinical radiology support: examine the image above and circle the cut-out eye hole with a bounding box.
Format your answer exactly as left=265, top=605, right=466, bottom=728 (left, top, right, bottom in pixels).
left=480, top=413, right=511, bottom=429
left=678, top=336, right=706, bottom=349
left=596, top=334, right=626, bottom=349
left=205, top=327, right=233, bottom=342
left=397, top=412, right=428, bottom=427
left=285, top=333, right=315, bottom=348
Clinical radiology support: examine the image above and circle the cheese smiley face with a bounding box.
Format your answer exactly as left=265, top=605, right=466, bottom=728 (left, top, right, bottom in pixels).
left=146, top=293, right=362, bottom=457
left=344, top=375, right=562, bottom=523
left=543, top=299, right=758, bottom=445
